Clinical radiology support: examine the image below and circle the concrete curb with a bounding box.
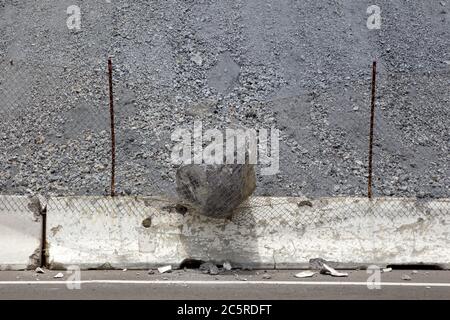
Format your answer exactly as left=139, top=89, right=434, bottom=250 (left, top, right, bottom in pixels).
left=0, top=195, right=43, bottom=270
left=46, top=196, right=450, bottom=270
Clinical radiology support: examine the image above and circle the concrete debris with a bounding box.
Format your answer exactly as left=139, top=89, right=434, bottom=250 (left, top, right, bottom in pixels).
left=223, top=261, right=232, bottom=271
left=200, top=262, right=220, bottom=275
left=321, top=263, right=349, bottom=277
left=382, top=267, right=393, bottom=273
left=294, top=271, right=316, bottom=278
left=158, top=265, right=172, bottom=274
left=53, top=272, right=64, bottom=279
left=35, top=267, right=45, bottom=274
left=402, top=274, right=412, bottom=281
left=309, top=258, right=339, bottom=270
left=307, top=258, right=348, bottom=277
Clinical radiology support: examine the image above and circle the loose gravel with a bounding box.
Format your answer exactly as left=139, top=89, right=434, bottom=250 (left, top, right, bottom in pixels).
left=0, top=0, right=448, bottom=198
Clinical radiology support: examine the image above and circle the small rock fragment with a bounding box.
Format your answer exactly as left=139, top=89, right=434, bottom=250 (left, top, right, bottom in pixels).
left=35, top=136, right=45, bottom=145
left=191, top=52, right=203, bottom=66
left=223, top=261, right=232, bottom=271
left=402, top=274, right=412, bottom=281
left=148, top=270, right=155, bottom=275
left=262, top=274, right=272, bottom=279
left=200, top=262, right=220, bottom=275
left=54, top=273, right=64, bottom=279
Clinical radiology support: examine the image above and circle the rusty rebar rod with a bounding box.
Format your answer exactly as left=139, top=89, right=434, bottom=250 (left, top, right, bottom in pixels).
left=368, top=61, right=377, bottom=199
left=108, top=57, right=116, bottom=197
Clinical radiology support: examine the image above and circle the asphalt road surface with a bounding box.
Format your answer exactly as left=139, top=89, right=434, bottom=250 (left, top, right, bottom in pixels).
left=0, top=269, right=449, bottom=300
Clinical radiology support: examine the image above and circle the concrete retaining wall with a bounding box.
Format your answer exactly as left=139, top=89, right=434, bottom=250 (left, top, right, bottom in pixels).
left=0, top=196, right=43, bottom=270
left=46, top=196, right=450, bottom=270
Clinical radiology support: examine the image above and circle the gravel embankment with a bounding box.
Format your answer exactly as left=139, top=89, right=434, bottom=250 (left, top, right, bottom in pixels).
left=0, top=0, right=448, bottom=198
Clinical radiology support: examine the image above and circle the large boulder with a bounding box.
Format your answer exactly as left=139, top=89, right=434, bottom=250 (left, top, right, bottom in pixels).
left=176, top=164, right=256, bottom=219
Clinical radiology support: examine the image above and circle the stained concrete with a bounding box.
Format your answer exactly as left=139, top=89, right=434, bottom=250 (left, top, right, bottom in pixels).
left=46, top=196, right=450, bottom=270
left=0, top=196, right=43, bottom=270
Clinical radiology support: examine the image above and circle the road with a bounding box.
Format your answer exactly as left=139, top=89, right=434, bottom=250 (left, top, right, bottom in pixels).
left=0, top=269, right=449, bottom=300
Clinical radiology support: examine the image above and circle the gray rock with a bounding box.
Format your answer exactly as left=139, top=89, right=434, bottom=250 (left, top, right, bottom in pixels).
left=223, top=261, right=232, bottom=271
left=402, top=274, right=412, bottom=281
left=176, top=164, right=256, bottom=219
left=199, top=262, right=220, bottom=275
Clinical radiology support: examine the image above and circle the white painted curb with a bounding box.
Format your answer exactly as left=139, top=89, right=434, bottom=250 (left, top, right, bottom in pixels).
left=0, top=195, right=43, bottom=270
left=46, top=196, right=450, bottom=270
